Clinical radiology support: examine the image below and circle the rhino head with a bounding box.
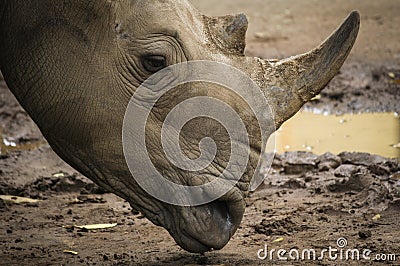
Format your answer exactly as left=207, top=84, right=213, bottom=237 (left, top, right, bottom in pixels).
left=0, top=0, right=359, bottom=253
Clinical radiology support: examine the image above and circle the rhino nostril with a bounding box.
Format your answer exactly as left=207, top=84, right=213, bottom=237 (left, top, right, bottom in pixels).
left=214, top=201, right=232, bottom=230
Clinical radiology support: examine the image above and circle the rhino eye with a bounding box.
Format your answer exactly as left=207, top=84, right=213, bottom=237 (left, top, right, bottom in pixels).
left=141, top=55, right=167, bottom=73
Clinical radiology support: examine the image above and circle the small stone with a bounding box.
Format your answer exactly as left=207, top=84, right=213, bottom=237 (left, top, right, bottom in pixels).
left=0, top=154, right=9, bottom=159
left=334, top=164, right=362, bottom=178
left=358, top=230, right=372, bottom=239
left=368, top=164, right=390, bottom=175
left=371, top=69, right=381, bottom=80
left=282, top=151, right=318, bottom=175
left=338, top=152, right=386, bottom=167
left=77, top=227, right=88, bottom=233
left=131, top=209, right=140, bottom=215
left=317, top=152, right=342, bottom=171
left=0, top=199, right=7, bottom=209
left=282, top=178, right=306, bottom=189
left=391, top=172, right=400, bottom=180
left=304, top=175, right=313, bottom=182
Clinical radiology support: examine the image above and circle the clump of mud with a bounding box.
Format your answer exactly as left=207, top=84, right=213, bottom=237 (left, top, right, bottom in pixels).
left=0, top=172, right=106, bottom=200
left=265, top=151, right=400, bottom=212
left=251, top=151, right=399, bottom=247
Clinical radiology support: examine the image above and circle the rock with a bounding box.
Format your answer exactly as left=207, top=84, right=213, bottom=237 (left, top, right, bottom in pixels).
left=368, top=164, right=391, bottom=175
left=19, top=173, right=106, bottom=196
left=0, top=198, right=7, bottom=210
left=281, top=178, right=306, bottom=189
left=363, top=182, right=390, bottom=207
left=359, top=230, right=372, bottom=239
left=387, top=199, right=400, bottom=212
left=386, top=160, right=400, bottom=173
left=334, top=164, right=364, bottom=178
left=0, top=154, right=9, bottom=159
left=339, top=152, right=399, bottom=176
left=328, top=172, right=372, bottom=193
left=391, top=172, right=400, bottom=180
left=253, top=216, right=298, bottom=236
left=282, top=151, right=318, bottom=175
left=271, top=154, right=283, bottom=169
left=53, top=175, right=87, bottom=192
left=338, top=152, right=386, bottom=167
left=317, top=152, right=342, bottom=171
left=76, top=195, right=106, bottom=204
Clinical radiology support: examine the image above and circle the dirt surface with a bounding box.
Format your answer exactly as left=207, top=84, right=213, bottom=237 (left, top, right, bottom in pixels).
left=1, top=1, right=400, bottom=265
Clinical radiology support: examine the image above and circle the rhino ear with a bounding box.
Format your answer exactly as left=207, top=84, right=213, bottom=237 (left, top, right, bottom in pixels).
left=205, top=13, right=248, bottom=55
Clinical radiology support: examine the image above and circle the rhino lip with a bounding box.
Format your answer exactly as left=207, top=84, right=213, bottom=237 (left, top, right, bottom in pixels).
left=175, top=196, right=245, bottom=253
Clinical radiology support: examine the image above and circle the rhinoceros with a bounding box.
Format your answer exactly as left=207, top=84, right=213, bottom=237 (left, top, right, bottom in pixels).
left=0, top=0, right=359, bottom=253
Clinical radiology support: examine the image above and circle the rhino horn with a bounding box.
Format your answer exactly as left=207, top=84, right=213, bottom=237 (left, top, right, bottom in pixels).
left=258, top=11, right=360, bottom=128
left=205, top=13, right=248, bottom=55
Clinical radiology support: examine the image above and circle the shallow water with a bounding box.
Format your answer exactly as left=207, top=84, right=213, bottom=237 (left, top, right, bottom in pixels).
left=273, top=112, right=400, bottom=158
left=1, top=113, right=399, bottom=159
left=0, top=133, right=45, bottom=155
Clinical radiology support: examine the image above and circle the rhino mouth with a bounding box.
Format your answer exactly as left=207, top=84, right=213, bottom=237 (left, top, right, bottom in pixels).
left=169, top=188, right=245, bottom=253
left=181, top=201, right=233, bottom=253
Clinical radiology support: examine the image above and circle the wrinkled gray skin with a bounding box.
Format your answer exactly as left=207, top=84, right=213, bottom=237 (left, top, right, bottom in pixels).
left=0, top=0, right=359, bottom=253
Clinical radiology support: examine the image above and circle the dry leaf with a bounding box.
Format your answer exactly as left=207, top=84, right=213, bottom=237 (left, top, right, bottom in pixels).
left=272, top=237, right=284, bottom=243
left=52, top=173, right=65, bottom=178
left=75, top=223, right=118, bottom=230
left=0, top=195, right=40, bottom=204
left=311, top=94, right=321, bottom=101
left=372, top=214, right=381, bottom=221
left=62, top=225, right=75, bottom=230
left=63, top=250, right=78, bottom=255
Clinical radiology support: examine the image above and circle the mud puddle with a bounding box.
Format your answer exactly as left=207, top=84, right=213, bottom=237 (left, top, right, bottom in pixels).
left=0, top=131, right=45, bottom=155
left=273, top=112, right=400, bottom=158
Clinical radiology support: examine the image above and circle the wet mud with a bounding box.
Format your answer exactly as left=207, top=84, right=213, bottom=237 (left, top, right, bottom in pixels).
left=1, top=0, right=400, bottom=265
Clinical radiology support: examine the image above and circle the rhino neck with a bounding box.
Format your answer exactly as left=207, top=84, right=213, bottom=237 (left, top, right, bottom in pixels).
left=0, top=1, right=130, bottom=193
left=0, top=0, right=116, bottom=132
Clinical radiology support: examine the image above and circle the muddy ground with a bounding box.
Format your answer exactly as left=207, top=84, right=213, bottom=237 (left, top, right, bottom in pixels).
left=1, top=1, right=399, bottom=265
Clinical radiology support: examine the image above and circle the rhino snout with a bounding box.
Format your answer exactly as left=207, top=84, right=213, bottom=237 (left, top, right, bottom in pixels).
left=170, top=198, right=245, bottom=253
